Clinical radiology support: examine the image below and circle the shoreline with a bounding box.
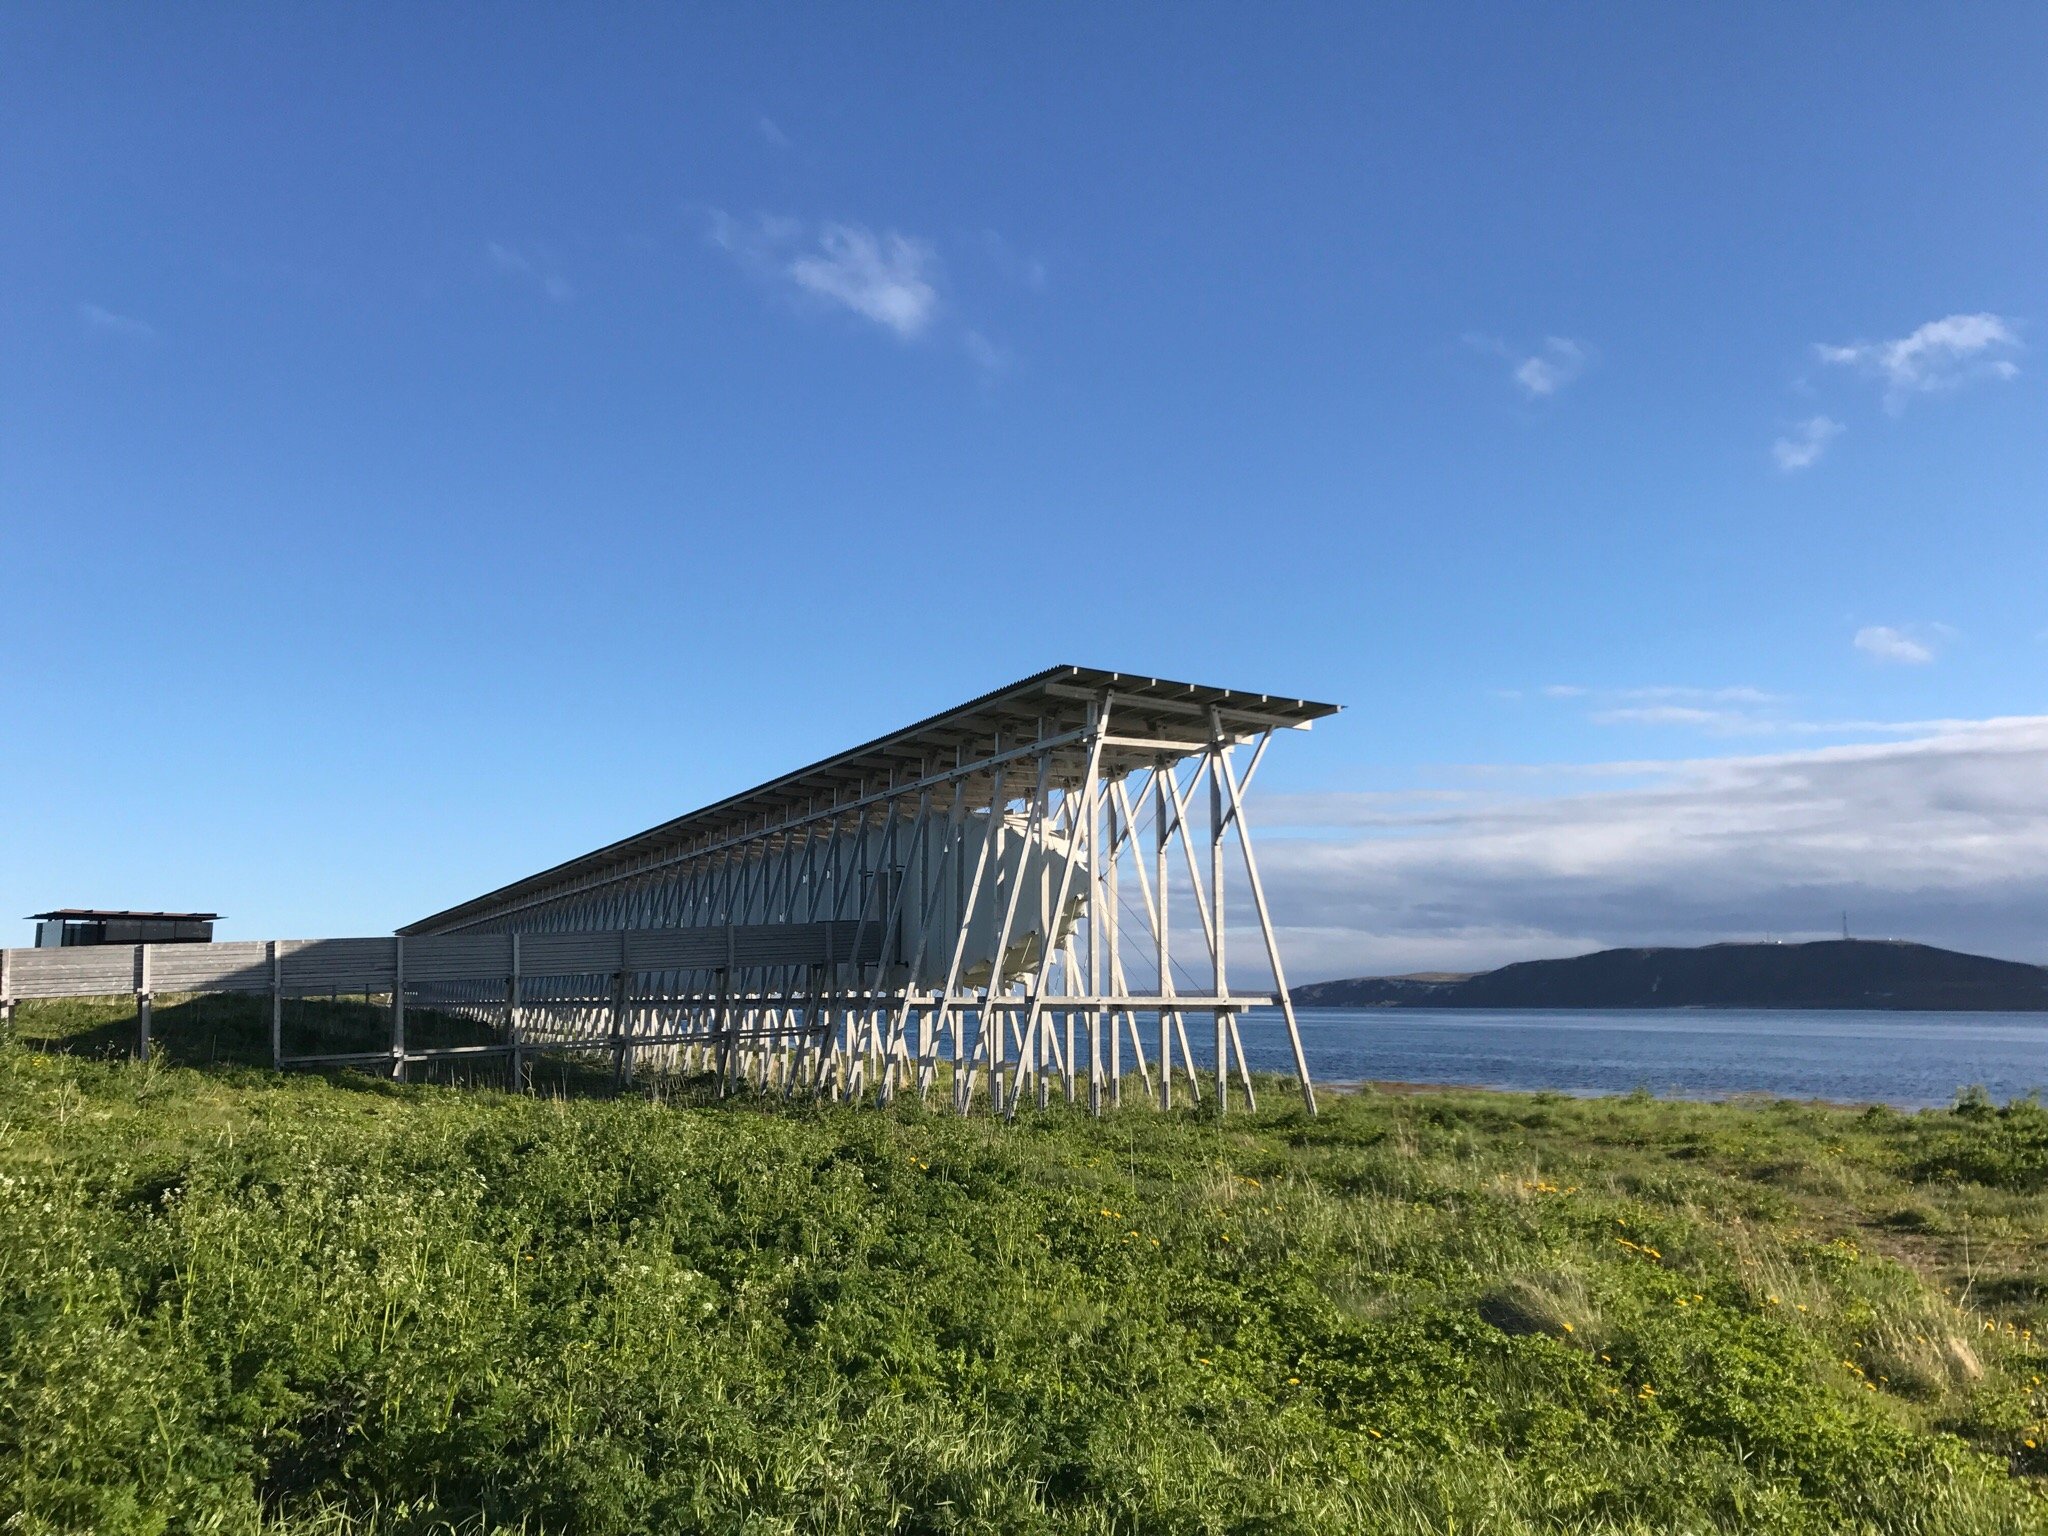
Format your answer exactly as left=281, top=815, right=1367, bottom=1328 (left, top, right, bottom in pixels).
left=1329, top=1076, right=1925, bottom=1111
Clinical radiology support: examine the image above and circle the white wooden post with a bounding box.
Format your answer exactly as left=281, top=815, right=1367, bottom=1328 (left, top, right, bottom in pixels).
left=135, top=944, right=152, bottom=1063
left=718, top=924, right=738, bottom=1096
left=934, top=752, right=1010, bottom=1112
left=1209, top=751, right=1227, bottom=1112
left=391, top=935, right=406, bottom=1079
left=610, top=961, right=630, bottom=1088
left=268, top=940, right=282, bottom=1069
left=1214, top=728, right=1319, bottom=1115
left=1087, top=775, right=1104, bottom=1116
left=995, top=756, right=1062, bottom=1112
left=1155, top=769, right=1173, bottom=1110
left=508, top=933, right=525, bottom=1092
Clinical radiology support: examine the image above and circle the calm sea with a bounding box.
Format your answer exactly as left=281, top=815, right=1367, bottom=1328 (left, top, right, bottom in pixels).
left=1222, top=1006, right=2048, bottom=1109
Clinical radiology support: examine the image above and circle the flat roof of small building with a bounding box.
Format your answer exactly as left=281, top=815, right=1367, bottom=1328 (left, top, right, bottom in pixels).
left=30, top=909, right=221, bottom=922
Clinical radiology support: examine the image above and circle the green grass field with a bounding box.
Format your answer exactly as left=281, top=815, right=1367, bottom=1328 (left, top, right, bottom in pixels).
left=8, top=999, right=2048, bottom=1533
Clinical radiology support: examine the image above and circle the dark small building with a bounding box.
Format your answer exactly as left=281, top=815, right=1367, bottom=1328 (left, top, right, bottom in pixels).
left=30, top=910, right=219, bottom=948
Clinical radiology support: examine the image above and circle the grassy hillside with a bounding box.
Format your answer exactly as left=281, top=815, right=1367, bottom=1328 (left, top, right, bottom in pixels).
left=8, top=1002, right=2048, bottom=1533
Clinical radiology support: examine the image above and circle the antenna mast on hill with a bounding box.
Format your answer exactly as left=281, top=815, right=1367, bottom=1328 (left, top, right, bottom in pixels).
left=1842, top=911, right=1849, bottom=940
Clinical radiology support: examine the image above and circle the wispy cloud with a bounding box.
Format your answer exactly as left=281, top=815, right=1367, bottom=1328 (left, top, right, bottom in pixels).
left=1256, top=715, right=2048, bottom=978
left=756, top=115, right=790, bottom=149
left=1817, top=312, right=2020, bottom=412
left=486, top=242, right=574, bottom=302
left=1466, top=334, right=1591, bottom=399
left=1772, top=415, right=1842, bottom=472
left=785, top=225, right=939, bottom=339
left=78, top=302, right=155, bottom=340
left=1537, top=685, right=1787, bottom=734
left=705, top=209, right=1011, bottom=369
left=1514, top=338, right=1587, bottom=398
left=707, top=211, right=939, bottom=339
left=1854, top=623, right=1952, bottom=666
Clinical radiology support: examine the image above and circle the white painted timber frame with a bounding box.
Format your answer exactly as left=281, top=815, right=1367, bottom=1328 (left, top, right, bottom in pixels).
left=398, top=665, right=1338, bottom=1115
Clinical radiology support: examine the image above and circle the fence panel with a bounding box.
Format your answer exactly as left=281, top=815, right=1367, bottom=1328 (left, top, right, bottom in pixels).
left=150, top=941, right=272, bottom=994
left=623, top=928, right=728, bottom=971
left=279, top=938, right=397, bottom=993
left=406, top=934, right=515, bottom=983
left=518, top=932, right=625, bottom=977
left=7, top=946, right=138, bottom=998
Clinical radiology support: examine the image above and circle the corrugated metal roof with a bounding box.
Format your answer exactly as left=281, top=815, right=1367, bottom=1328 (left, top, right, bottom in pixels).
left=402, top=664, right=1338, bottom=935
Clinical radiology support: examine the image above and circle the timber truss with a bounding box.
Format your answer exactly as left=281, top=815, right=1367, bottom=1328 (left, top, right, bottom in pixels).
left=402, top=666, right=1340, bottom=1115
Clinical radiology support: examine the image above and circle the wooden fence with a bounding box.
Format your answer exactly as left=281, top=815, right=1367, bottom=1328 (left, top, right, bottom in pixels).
left=0, top=922, right=881, bottom=1081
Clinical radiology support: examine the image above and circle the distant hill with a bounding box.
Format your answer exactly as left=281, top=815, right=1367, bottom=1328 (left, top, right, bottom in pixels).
left=1290, top=939, right=2048, bottom=1012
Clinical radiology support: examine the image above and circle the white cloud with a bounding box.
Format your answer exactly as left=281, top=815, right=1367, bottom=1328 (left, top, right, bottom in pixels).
left=1855, top=626, right=1931, bottom=665
left=786, top=225, right=939, bottom=339
left=1463, top=334, right=1592, bottom=399
left=1817, top=312, right=2020, bottom=411
left=756, top=115, right=790, bottom=148
left=1773, top=415, right=1842, bottom=471
left=486, top=242, right=574, bottom=302
left=78, top=302, right=154, bottom=340
left=1512, top=337, right=1587, bottom=398
left=1854, top=624, right=1950, bottom=665
left=704, top=209, right=985, bottom=352
left=1255, top=716, right=2048, bottom=978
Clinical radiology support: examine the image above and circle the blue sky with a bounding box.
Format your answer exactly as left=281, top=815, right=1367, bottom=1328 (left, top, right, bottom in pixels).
left=4, top=7, right=2045, bottom=970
